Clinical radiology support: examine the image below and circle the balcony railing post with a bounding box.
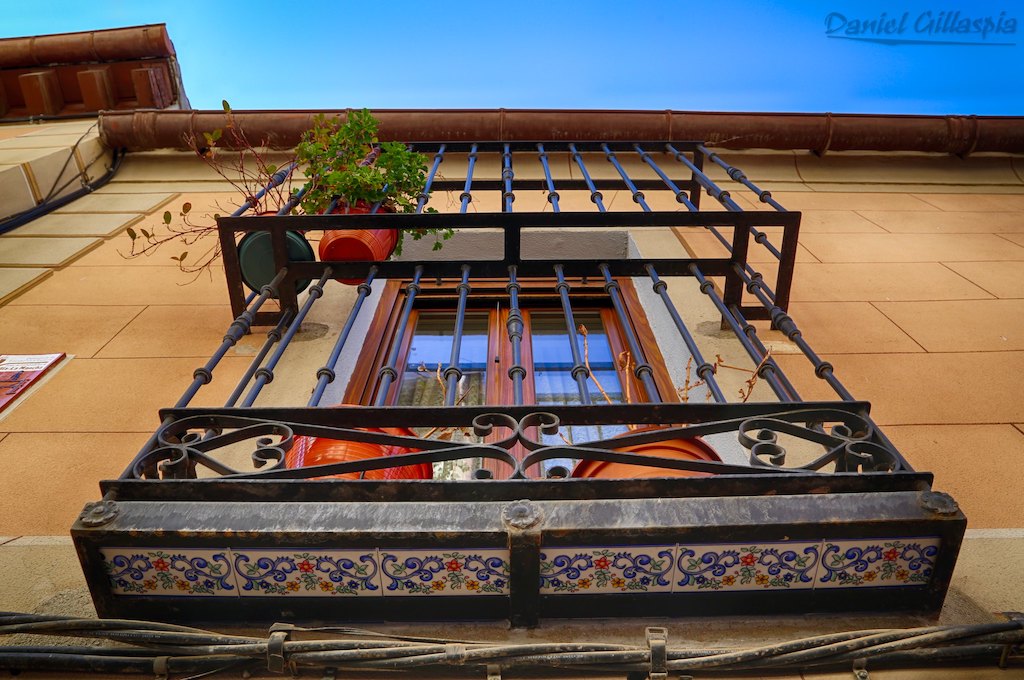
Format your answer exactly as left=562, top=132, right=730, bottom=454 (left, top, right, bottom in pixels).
left=374, top=266, right=424, bottom=406
left=553, top=264, right=592, bottom=405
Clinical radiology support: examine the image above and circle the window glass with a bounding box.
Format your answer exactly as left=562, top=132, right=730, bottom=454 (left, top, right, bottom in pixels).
left=398, top=312, right=489, bottom=407
left=530, top=311, right=628, bottom=474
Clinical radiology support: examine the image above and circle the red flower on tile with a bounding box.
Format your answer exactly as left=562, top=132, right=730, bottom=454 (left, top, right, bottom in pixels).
left=740, top=553, right=757, bottom=566
left=594, top=557, right=611, bottom=570
left=152, top=558, right=169, bottom=572
left=298, top=559, right=314, bottom=573
left=883, top=548, right=900, bottom=562
left=445, top=559, right=462, bottom=572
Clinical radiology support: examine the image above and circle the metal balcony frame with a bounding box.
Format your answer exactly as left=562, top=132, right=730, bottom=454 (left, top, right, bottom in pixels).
left=72, top=140, right=965, bottom=627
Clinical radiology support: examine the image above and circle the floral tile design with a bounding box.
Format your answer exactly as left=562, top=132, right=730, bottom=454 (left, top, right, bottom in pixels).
left=540, top=546, right=676, bottom=594
left=817, top=537, right=940, bottom=588
left=379, top=549, right=510, bottom=596
left=675, top=542, right=821, bottom=592
left=101, top=548, right=236, bottom=596
left=232, top=549, right=381, bottom=596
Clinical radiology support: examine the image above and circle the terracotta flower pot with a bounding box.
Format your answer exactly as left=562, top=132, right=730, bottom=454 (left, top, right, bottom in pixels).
left=319, top=201, right=398, bottom=284
left=285, top=425, right=432, bottom=480
left=571, top=425, right=720, bottom=479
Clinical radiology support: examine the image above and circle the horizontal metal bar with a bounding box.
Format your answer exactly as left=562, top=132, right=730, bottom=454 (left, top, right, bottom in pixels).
left=219, top=210, right=801, bottom=232
left=158, top=400, right=873, bottom=428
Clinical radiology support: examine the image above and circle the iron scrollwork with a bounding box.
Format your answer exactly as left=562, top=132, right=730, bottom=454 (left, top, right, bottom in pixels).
left=122, top=407, right=904, bottom=481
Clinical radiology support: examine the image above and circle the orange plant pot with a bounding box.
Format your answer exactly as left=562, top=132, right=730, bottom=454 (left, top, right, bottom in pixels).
left=318, top=201, right=398, bottom=284
left=571, top=425, right=721, bottom=479
left=285, top=426, right=432, bottom=480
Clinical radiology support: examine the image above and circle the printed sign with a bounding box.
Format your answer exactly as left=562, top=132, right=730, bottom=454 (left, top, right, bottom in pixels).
left=0, top=353, right=65, bottom=413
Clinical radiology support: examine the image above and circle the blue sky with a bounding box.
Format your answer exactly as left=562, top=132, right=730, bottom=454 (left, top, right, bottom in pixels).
left=3, top=1, right=1021, bottom=113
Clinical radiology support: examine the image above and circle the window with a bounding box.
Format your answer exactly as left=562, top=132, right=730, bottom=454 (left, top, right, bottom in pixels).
left=344, top=278, right=677, bottom=477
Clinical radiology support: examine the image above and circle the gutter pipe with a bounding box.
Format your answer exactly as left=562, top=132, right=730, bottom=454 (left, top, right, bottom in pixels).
left=99, top=109, right=1024, bottom=155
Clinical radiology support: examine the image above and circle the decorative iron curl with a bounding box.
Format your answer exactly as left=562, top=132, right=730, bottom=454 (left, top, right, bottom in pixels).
left=739, top=409, right=902, bottom=472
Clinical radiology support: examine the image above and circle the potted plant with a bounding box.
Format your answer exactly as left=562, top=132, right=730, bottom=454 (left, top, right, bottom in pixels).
left=295, top=109, right=451, bottom=280
left=124, top=105, right=452, bottom=287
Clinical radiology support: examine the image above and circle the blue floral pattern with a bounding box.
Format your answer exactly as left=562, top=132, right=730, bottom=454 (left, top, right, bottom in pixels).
left=96, top=538, right=940, bottom=598
left=818, top=538, right=940, bottom=588
left=540, top=547, right=675, bottom=593
left=676, top=543, right=820, bottom=591
left=380, top=550, right=510, bottom=595
left=101, top=549, right=235, bottom=596
left=233, top=550, right=380, bottom=596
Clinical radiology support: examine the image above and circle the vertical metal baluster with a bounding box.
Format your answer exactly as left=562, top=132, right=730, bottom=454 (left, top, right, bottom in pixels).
left=308, top=267, right=378, bottom=407
left=225, top=309, right=295, bottom=407
left=506, top=265, right=526, bottom=405
left=667, top=144, right=784, bottom=263
left=727, top=303, right=802, bottom=401
left=231, top=163, right=298, bottom=217
left=601, top=143, right=650, bottom=211
left=417, top=144, right=446, bottom=214
left=735, top=265, right=855, bottom=401
left=700, top=144, right=786, bottom=211
left=240, top=269, right=334, bottom=407
left=444, top=265, right=472, bottom=406
left=598, top=264, right=659, bottom=401
left=646, top=144, right=777, bottom=303
left=553, top=264, right=591, bottom=405
left=688, top=264, right=793, bottom=402
left=503, top=143, right=519, bottom=263
left=569, top=143, right=606, bottom=212
left=537, top=143, right=560, bottom=212
left=644, top=264, right=726, bottom=403
left=460, top=144, right=479, bottom=214
left=374, top=266, right=424, bottom=406
left=174, top=268, right=288, bottom=408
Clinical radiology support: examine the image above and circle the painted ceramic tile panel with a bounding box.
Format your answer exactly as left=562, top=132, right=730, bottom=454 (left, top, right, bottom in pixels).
left=231, top=549, right=382, bottom=596
left=540, top=546, right=676, bottom=594
left=101, top=548, right=237, bottom=596
left=379, top=549, right=511, bottom=596
left=675, top=542, right=821, bottom=592
left=817, top=537, right=940, bottom=588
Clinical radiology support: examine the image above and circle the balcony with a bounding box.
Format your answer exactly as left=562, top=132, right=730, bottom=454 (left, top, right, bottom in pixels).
left=72, top=140, right=965, bottom=626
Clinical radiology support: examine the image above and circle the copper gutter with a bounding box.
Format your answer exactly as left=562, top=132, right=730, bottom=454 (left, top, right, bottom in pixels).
left=0, top=24, right=175, bottom=66
left=99, top=109, right=1024, bottom=155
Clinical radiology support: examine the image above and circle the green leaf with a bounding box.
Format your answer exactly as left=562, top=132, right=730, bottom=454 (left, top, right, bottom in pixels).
left=163, top=211, right=172, bottom=225
left=140, top=228, right=152, bottom=239
left=210, top=128, right=222, bottom=142
left=179, top=251, right=188, bottom=262
left=181, top=202, right=192, bottom=215
left=266, top=164, right=277, bottom=175
left=222, top=100, right=231, bottom=113
left=126, top=227, right=137, bottom=240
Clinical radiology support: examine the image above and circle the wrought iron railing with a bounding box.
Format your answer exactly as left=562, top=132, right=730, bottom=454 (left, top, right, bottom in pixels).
left=73, top=141, right=964, bottom=626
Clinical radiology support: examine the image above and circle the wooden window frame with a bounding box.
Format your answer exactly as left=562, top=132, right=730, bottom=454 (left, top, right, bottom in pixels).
left=343, top=277, right=678, bottom=408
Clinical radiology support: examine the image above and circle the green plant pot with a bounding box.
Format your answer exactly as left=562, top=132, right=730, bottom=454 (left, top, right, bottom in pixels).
left=237, top=230, right=315, bottom=296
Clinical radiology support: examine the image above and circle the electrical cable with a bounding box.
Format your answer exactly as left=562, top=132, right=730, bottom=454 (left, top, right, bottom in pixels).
left=0, top=145, right=124, bottom=236
left=0, top=612, right=1020, bottom=676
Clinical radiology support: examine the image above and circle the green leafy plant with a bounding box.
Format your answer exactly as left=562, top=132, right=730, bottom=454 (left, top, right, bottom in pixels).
left=295, top=109, right=451, bottom=254
left=124, top=105, right=451, bottom=275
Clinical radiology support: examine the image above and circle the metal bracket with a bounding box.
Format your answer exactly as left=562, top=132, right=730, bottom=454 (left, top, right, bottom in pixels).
left=504, top=500, right=543, bottom=628
left=852, top=658, right=869, bottom=679
left=267, top=622, right=295, bottom=673
left=646, top=627, right=668, bottom=680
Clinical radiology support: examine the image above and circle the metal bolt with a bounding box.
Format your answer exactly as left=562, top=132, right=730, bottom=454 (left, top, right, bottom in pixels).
left=920, top=491, right=959, bottom=516
left=79, top=500, right=119, bottom=527
left=502, top=500, right=541, bottom=530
